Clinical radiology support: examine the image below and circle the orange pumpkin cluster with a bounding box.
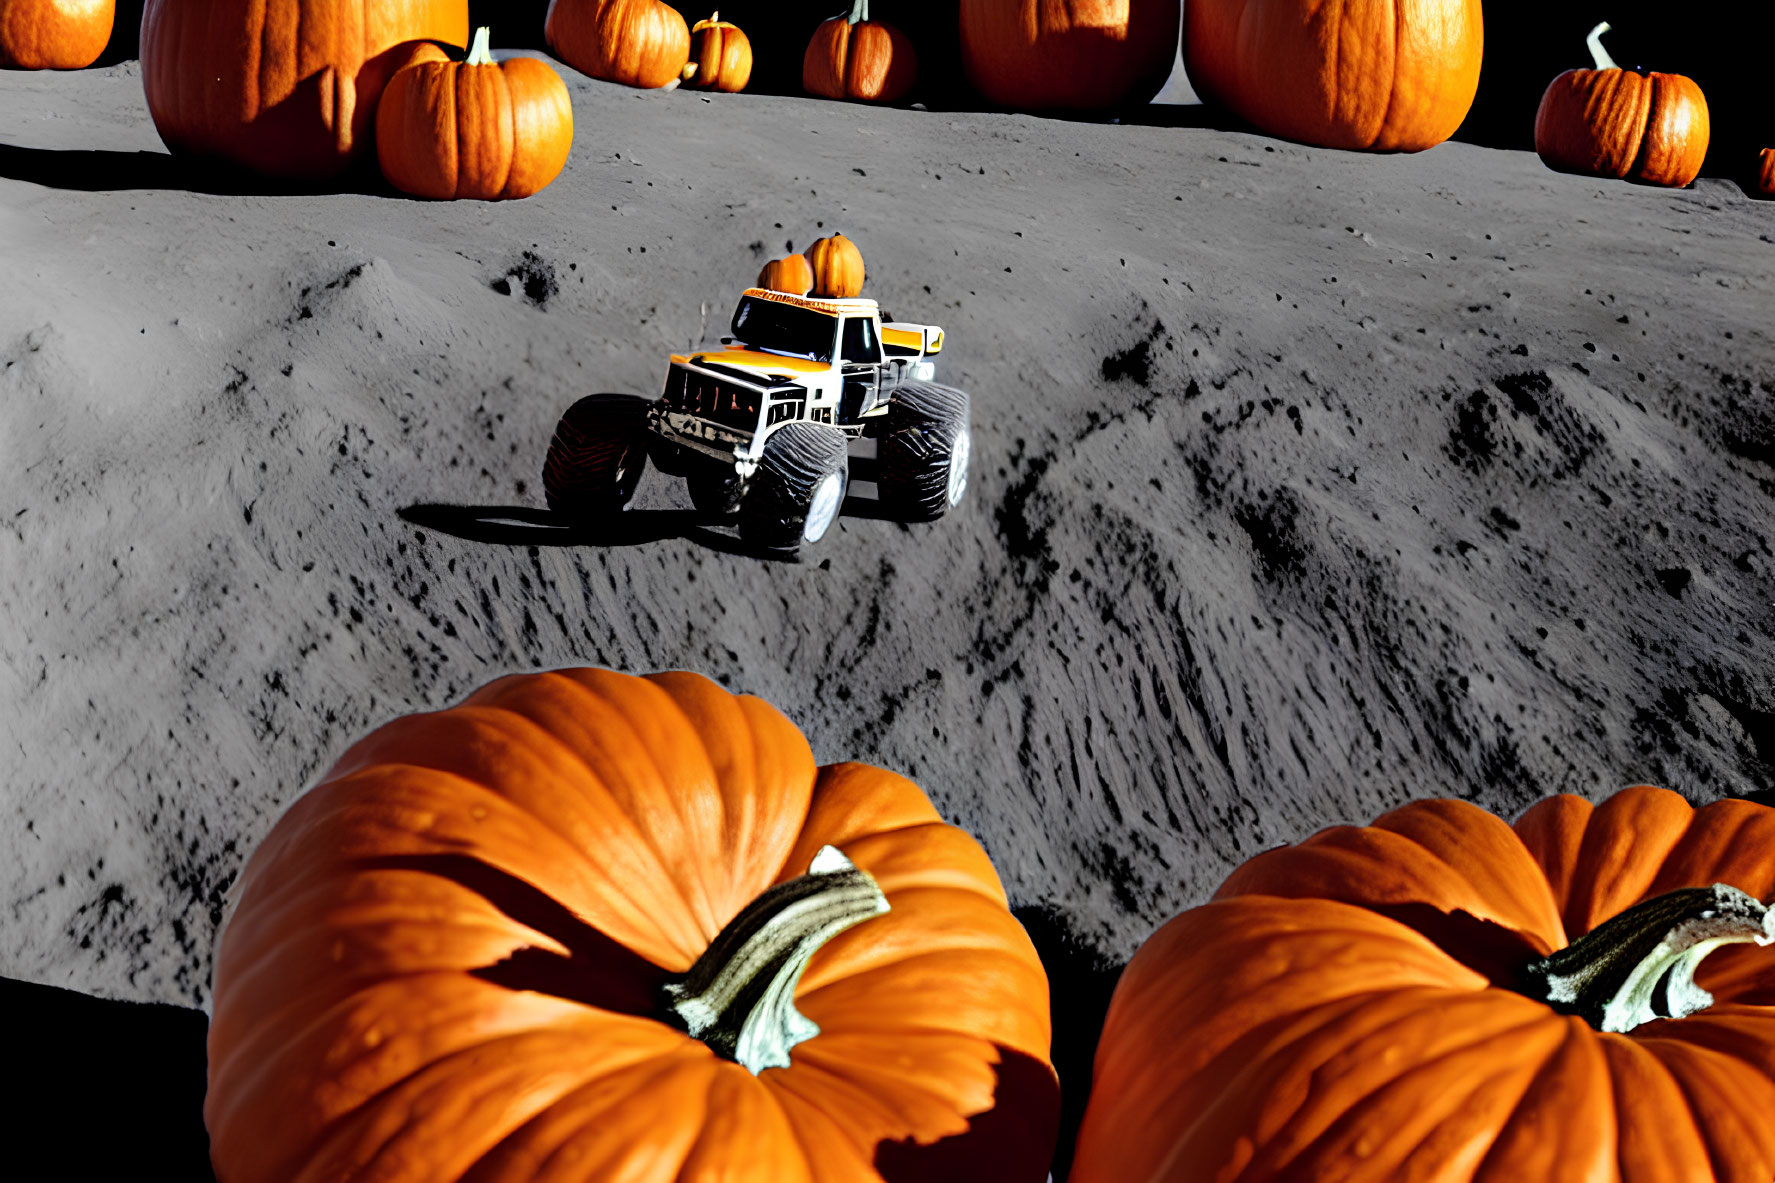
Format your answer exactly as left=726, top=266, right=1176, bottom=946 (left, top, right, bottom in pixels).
left=135, top=5, right=571, bottom=197
left=139, top=0, right=472, bottom=180
left=204, top=664, right=1775, bottom=1183
left=757, top=233, right=866, bottom=298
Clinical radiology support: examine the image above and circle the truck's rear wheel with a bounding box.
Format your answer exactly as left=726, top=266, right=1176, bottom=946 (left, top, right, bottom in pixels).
left=878, top=381, right=970, bottom=522
left=738, top=422, right=849, bottom=553
left=543, top=394, right=650, bottom=519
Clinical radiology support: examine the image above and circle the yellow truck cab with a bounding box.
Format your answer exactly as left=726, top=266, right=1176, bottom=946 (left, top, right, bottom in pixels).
left=543, top=286, right=969, bottom=554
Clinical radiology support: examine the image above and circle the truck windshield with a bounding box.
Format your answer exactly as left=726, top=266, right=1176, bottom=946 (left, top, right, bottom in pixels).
left=732, top=297, right=836, bottom=363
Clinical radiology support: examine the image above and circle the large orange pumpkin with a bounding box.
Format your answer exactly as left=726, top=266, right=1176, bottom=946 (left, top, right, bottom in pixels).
left=806, top=232, right=865, bottom=298
left=960, top=0, right=1179, bottom=112
left=0, top=0, right=113, bottom=69
left=1184, top=0, right=1483, bottom=151
left=803, top=0, right=917, bottom=105
left=1534, top=22, right=1711, bottom=189
left=205, top=668, right=1058, bottom=1183
left=545, top=0, right=689, bottom=90
left=1071, top=785, right=1775, bottom=1182
left=140, top=0, right=469, bottom=179
left=1758, top=147, right=1775, bottom=196
left=375, top=28, right=573, bottom=200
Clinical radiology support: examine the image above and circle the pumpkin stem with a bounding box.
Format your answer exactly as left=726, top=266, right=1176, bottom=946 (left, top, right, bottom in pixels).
left=465, top=26, right=494, bottom=68
left=1521, top=883, right=1774, bottom=1033
left=847, top=0, right=870, bottom=25
left=1585, top=22, right=1620, bottom=71
left=663, top=845, right=890, bottom=1074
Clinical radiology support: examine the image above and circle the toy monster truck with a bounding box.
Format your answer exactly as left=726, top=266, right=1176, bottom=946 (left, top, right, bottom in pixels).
left=543, top=287, right=970, bottom=552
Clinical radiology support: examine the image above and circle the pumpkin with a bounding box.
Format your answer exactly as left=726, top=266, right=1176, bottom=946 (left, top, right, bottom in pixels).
left=545, top=0, right=689, bottom=90
left=803, top=0, right=917, bottom=105
left=1184, top=0, right=1482, bottom=151
left=0, top=0, right=112, bottom=69
left=1069, top=785, right=1775, bottom=1183
left=1759, top=147, right=1775, bottom=196
left=205, top=668, right=1059, bottom=1183
left=375, top=28, right=573, bottom=200
left=139, top=0, right=468, bottom=179
left=757, top=253, right=815, bottom=296
left=683, top=10, right=752, bottom=92
left=1535, top=22, right=1710, bottom=188
left=960, top=0, right=1179, bottom=112
left=806, top=232, right=865, bottom=298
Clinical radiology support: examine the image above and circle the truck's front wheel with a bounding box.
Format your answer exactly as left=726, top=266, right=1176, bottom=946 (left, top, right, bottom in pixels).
left=542, top=394, right=650, bottom=520
left=738, top=422, right=849, bottom=553
left=878, top=382, right=970, bottom=522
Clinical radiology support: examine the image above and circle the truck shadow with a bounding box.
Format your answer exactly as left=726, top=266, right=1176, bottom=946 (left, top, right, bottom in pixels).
left=397, top=500, right=897, bottom=560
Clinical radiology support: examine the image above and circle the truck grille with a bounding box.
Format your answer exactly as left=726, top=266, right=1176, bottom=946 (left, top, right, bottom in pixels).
left=664, top=363, right=762, bottom=430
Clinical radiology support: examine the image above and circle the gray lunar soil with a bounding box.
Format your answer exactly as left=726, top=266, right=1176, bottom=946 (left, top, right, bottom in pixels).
left=2, top=58, right=1773, bottom=1009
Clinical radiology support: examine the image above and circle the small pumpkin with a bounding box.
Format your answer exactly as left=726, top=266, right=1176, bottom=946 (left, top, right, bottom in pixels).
left=803, top=0, right=917, bottom=105
left=1185, top=0, right=1482, bottom=150
left=1070, top=785, right=1775, bottom=1183
left=1535, top=22, right=1710, bottom=188
left=0, top=0, right=113, bottom=69
left=961, top=0, right=1179, bottom=113
left=205, top=668, right=1059, bottom=1183
left=683, top=10, right=752, bottom=92
left=140, top=0, right=469, bottom=179
left=545, top=0, right=689, bottom=90
left=757, top=253, right=815, bottom=295
left=376, top=28, right=573, bottom=200
left=806, top=232, right=865, bottom=298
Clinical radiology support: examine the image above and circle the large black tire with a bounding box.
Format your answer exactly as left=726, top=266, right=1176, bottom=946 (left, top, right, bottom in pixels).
left=737, top=422, right=849, bottom=553
left=542, top=394, right=650, bottom=519
left=878, top=381, right=970, bottom=522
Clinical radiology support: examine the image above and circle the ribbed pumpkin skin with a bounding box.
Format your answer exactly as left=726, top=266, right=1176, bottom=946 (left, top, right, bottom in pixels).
left=0, top=0, right=113, bottom=69
left=687, top=13, right=751, bottom=92
left=804, top=14, right=916, bottom=104
left=1070, top=786, right=1775, bottom=1183
left=376, top=41, right=573, bottom=200
left=1759, top=148, right=1775, bottom=196
left=545, top=0, right=688, bottom=89
left=960, top=0, right=1179, bottom=112
left=205, top=669, right=1057, bottom=1183
left=139, top=0, right=468, bottom=178
left=1535, top=68, right=1710, bottom=188
left=1185, top=0, right=1482, bottom=151
left=758, top=253, right=815, bottom=295
left=807, top=233, right=865, bottom=297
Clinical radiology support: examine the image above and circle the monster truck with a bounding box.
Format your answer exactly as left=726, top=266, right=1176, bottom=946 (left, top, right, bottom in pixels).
left=543, top=287, right=971, bottom=553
